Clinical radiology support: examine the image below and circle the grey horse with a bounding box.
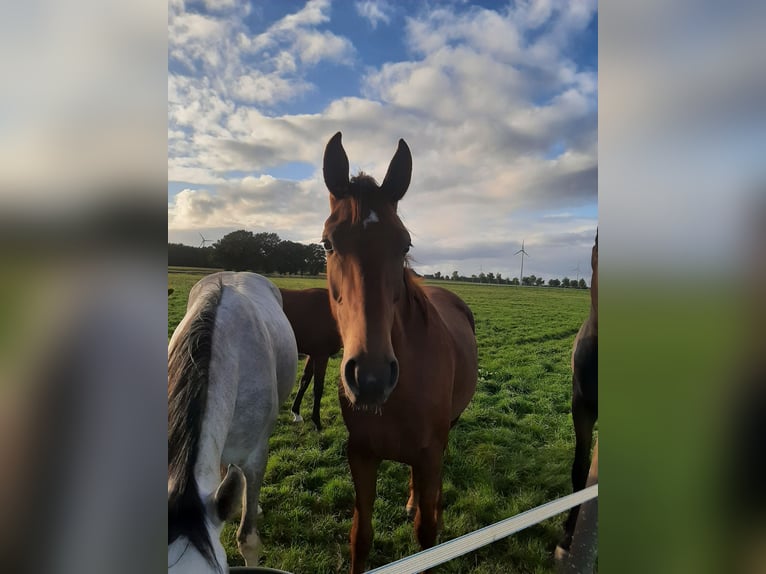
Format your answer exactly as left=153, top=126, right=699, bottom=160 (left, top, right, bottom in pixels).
left=168, top=272, right=298, bottom=573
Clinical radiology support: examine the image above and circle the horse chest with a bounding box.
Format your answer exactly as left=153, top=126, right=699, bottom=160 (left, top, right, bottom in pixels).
left=341, top=398, right=447, bottom=463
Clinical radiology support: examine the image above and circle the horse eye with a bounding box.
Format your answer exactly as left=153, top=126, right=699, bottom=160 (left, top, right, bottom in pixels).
left=322, top=239, right=334, bottom=253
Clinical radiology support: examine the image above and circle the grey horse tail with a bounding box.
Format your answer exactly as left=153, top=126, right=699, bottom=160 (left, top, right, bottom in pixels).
left=168, top=279, right=224, bottom=571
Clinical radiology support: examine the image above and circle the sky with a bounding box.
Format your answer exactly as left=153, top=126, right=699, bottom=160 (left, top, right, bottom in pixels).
left=168, top=0, right=598, bottom=281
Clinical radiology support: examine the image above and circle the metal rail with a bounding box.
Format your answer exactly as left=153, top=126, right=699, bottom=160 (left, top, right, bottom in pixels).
left=367, top=484, right=598, bottom=574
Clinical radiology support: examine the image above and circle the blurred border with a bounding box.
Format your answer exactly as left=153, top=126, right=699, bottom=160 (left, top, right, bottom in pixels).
left=1, top=0, right=764, bottom=572
left=601, top=1, right=766, bottom=572
left=0, top=0, right=167, bottom=573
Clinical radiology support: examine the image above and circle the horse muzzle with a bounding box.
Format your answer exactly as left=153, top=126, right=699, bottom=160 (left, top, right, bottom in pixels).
left=341, top=355, right=399, bottom=407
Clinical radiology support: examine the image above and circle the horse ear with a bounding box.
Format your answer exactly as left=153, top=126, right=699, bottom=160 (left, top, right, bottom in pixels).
left=381, top=139, right=412, bottom=203
left=213, top=465, right=244, bottom=523
left=323, top=132, right=350, bottom=198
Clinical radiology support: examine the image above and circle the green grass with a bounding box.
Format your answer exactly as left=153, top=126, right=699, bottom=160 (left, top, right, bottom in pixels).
left=168, top=272, right=592, bottom=573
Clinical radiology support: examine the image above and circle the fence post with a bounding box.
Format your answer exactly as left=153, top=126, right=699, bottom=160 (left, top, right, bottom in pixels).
left=559, top=437, right=598, bottom=574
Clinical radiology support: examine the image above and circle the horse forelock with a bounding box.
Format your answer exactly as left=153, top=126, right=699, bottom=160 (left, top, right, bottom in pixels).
left=167, top=279, right=224, bottom=571
left=341, top=173, right=388, bottom=225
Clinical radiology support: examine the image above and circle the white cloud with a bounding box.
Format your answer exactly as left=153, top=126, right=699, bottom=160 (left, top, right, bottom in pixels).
left=295, top=30, right=354, bottom=65
left=355, top=0, right=393, bottom=29
left=202, top=0, right=239, bottom=12
left=242, top=0, right=354, bottom=68
left=276, top=0, right=331, bottom=31
left=233, top=72, right=311, bottom=105
left=168, top=1, right=597, bottom=277
left=169, top=0, right=354, bottom=107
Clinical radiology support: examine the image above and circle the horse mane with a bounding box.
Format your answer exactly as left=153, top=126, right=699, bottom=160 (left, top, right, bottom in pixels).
left=168, top=279, right=224, bottom=571
left=403, top=263, right=430, bottom=322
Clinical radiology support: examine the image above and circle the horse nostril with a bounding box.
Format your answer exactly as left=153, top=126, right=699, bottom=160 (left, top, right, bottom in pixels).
left=344, top=359, right=358, bottom=390
left=390, top=360, right=399, bottom=385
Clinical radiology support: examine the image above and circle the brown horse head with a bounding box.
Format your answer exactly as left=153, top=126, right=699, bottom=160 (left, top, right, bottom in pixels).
left=321, top=132, right=413, bottom=408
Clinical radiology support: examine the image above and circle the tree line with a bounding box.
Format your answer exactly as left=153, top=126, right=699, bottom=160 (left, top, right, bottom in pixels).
left=168, top=230, right=326, bottom=275
left=422, top=271, right=589, bottom=288
left=169, top=230, right=588, bottom=287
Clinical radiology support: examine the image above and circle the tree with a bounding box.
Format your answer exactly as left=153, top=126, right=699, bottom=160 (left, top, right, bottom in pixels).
left=578, top=278, right=588, bottom=289
left=496, top=272, right=502, bottom=283
left=214, top=230, right=259, bottom=271
left=548, top=278, right=561, bottom=287
left=168, top=243, right=214, bottom=268
left=254, top=232, right=282, bottom=272
left=562, top=277, right=571, bottom=288
left=434, top=271, right=442, bottom=280
left=304, top=243, right=326, bottom=275
left=451, top=270, right=459, bottom=281
left=510, top=277, right=520, bottom=285
left=535, top=276, right=545, bottom=286
left=271, top=240, right=303, bottom=274
left=487, top=272, right=495, bottom=284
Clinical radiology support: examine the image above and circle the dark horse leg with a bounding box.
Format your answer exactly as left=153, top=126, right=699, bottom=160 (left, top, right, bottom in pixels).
left=348, top=446, right=379, bottom=574
left=558, top=392, right=597, bottom=555
left=413, top=449, right=443, bottom=557
left=406, top=468, right=419, bottom=519
left=290, top=357, right=314, bottom=422
left=310, top=356, right=329, bottom=431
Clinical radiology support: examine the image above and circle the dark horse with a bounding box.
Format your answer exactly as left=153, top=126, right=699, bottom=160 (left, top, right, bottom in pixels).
left=280, top=288, right=342, bottom=431
left=321, top=132, right=478, bottom=573
left=557, top=231, right=598, bottom=559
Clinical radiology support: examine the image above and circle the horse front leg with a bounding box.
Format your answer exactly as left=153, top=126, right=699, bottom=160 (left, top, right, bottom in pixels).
left=291, top=357, right=314, bottom=422
left=558, top=391, right=597, bottom=556
left=311, top=356, right=329, bottom=431
left=406, top=467, right=419, bottom=520
left=348, top=446, right=379, bottom=574
left=413, top=450, right=443, bottom=554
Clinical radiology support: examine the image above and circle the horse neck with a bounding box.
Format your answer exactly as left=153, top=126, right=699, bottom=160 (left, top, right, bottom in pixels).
left=587, top=298, right=598, bottom=335
left=390, top=278, right=428, bottom=347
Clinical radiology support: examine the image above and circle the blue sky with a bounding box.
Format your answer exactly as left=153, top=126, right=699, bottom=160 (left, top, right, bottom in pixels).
left=169, top=0, right=597, bottom=280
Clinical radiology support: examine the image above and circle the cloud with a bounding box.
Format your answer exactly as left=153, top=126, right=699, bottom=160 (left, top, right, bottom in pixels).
left=233, top=72, right=312, bottom=105
left=199, top=0, right=240, bottom=12
left=355, top=1, right=393, bottom=29
left=169, top=175, right=329, bottom=243
left=242, top=0, right=354, bottom=68
left=169, top=0, right=354, bottom=108
left=168, top=1, right=597, bottom=277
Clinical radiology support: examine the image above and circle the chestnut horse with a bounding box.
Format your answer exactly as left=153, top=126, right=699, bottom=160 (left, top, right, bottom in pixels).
left=556, top=231, right=598, bottom=559
left=321, top=132, right=478, bottom=573
left=280, top=288, right=342, bottom=431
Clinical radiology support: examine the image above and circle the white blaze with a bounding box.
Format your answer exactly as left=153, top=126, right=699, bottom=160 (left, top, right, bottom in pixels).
left=363, top=210, right=379, bottom=229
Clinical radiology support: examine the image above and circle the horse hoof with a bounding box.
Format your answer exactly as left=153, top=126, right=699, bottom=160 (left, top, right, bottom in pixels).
left=292, top=412, right=303, bottom=423
left=312, top=420, right=322, bottom=432
left=238, top=530, right=263, bottom=566
left=554, top=545, right=570, bottom=562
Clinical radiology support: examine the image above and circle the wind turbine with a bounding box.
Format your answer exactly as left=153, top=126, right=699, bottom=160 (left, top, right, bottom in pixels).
left=514, top=240, right=530, bottom=285
left=570, top=262, right=582, bottom=284
left=198, top=232, right=213, bottom=248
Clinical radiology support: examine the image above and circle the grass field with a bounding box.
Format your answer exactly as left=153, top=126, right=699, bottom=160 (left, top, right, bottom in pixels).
left=168, top=271, right=593, bottom=573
